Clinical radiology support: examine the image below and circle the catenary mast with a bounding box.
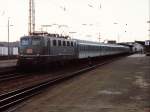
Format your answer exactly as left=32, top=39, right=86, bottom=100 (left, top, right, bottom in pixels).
left=29, top=0, right=35, bottom=35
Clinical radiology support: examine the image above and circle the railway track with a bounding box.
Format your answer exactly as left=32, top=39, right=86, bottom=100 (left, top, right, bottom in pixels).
left=0, top=67, right=17, bottom=76
left=0, top=73, right=26, bottom=83
left=0, top=66, right=25, bottom=83
left=0, top=59, right=114, bottom=112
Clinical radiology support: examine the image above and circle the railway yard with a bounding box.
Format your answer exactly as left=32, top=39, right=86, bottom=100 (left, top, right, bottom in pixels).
left=0, top=54, right=149, bottom=112
left=0, top=0, right=149, bottom=111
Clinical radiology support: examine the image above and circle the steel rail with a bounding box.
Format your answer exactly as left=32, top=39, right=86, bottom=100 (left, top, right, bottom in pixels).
left=0, top=59, right=115, bottom=112
left=0, top=73, right=26, bottom=83
left=0, top=67, right=17, bottom=75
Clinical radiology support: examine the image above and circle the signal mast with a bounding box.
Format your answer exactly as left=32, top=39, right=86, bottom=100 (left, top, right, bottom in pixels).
left=28, top=0, right=35, bottom=35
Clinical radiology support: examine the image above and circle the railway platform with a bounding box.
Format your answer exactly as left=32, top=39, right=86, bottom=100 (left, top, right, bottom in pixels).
left=13, top=54, right=150, bottom=112
left=0, top=59, right=17, bottom=68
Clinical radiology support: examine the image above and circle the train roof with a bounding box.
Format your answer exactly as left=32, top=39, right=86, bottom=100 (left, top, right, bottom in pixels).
left=22, top=32, right=71, bottom=39
left=76, top=39, right=129, bottom=48
left=21, top=34, right=75, bottom=41
left=20, top=35, right=129, bottom=48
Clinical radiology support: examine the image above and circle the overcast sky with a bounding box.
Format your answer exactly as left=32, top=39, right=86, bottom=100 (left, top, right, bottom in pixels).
left=0, top=0, right=149, bottom=42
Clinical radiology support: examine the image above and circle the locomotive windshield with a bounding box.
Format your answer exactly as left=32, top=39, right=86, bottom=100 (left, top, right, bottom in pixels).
left=21, top=38, right=29, bottom=46
left=20, top=36, right=42, bottom=46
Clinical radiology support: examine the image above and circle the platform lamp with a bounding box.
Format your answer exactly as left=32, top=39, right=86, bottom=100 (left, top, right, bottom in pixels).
left=113, top=22, right=120, bottom=43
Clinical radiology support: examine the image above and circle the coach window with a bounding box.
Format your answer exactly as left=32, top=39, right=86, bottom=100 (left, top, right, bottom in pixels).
left=58, top=40, right=61, bottom=46
left=53, top=40, right=57, bottom=46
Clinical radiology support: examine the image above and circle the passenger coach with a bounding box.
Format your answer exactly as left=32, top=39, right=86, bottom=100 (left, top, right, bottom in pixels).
left=76, top=40, right=130, bottom=59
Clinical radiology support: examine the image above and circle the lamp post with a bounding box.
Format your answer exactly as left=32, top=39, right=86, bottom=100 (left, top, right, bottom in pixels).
left=113, top=22, right=120, bottom=43
left=8, top=18, right=10, bottom=58
left=113, top=23, right=128, bottom=43
left=98, top=32, right=101, bottom=43
left=7, top=18, right=13, bottom=59
left=148, top=0, right=150, bottom=39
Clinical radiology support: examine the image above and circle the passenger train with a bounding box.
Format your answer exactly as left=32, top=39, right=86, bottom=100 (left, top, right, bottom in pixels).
left=18, top=33, right=131, bottom=65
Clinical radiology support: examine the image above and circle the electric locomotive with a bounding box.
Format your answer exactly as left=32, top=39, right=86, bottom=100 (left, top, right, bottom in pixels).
left=18, top=33, right=76, bottom=65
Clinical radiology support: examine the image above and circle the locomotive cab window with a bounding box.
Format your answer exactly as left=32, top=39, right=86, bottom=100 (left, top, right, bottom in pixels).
left=21, top=38, right=29, bottom=46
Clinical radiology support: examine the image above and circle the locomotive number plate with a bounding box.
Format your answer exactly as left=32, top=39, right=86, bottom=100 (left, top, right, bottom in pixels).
left=26, top=49, right=33, bottom=54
